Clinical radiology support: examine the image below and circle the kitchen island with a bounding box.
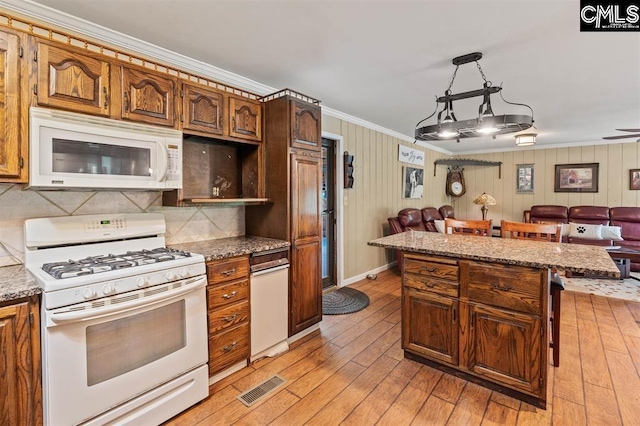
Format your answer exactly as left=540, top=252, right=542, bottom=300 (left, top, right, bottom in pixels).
left=368, top=231, right=619, bottom=408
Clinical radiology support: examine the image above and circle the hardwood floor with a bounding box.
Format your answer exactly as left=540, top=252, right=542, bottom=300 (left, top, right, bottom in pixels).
left=166, top=270, right=640, bottom=425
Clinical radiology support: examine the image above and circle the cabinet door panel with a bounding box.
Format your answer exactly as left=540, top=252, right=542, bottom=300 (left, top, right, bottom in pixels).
left=182, top=83, right=224, bottom=135
left=290, top=239, right=322, bottom=335
left=229, top=96, right=262, bottom=141
left=0, top=302, right=33, bottom=426
left=37, top=42, right=110, bottom=116
left=403, top=288, right=458, bottom=365
left=121, top=66, right=175, bottom=126
left=291, top=153, right=321, bottom=240
left=0, top=31, right=22, bottom=179
left=290, top=100, right=321, bottom=151
left=467, top=303, right=542, bottom=396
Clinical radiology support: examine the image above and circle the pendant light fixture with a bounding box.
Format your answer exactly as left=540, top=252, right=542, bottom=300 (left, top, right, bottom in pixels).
left=415, top=52, right=534, bottom=142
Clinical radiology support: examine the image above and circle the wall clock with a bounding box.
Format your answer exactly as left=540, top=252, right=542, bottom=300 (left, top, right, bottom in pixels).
left=446, top=167, right=466, bottom=197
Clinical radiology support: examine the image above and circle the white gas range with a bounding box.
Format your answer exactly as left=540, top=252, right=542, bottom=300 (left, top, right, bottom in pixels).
left=24, top=213, right=209, bottom=426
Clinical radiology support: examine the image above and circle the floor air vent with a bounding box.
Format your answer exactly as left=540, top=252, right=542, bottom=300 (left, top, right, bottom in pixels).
left=237, top=375, right=286, bottom=407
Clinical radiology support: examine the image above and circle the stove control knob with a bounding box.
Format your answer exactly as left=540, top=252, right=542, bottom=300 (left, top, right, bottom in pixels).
left=102, top=283, right=115, bottom=295
left=82, top=288, right=96, bottom=299
left=165, top=271, right=175, bottom=280
left=136, top=277, right=147, bottom=288
left=178, top=268, right=188, bottom=278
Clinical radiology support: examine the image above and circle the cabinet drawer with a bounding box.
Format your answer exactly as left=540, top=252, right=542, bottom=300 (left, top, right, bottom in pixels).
left=404, top=258, right=458, bottom=282
left=207, top=279, right=248, bottom=310
left=209, top=323, right=249, bottom=375
left=209, top=301, right=249, bottom=333
left=466, top=262, right=542, bottom=314
left=207, top=257, right=249, bottom=284
left=404, top=273, right=458, bottom=298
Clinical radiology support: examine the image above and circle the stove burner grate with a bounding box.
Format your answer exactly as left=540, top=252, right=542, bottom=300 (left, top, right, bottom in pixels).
left=42, top=247, right=192, bottom=279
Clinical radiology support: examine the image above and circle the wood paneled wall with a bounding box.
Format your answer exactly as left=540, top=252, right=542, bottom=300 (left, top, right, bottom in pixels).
left=322, top=115, right=449, bottom=279
left=322, top=120, right=640, bottom=280
left=451, top=142, right=640, bottom=223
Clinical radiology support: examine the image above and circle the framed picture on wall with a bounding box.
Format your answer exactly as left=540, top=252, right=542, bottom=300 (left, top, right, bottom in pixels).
left=516, top=164, right=534, bottom=193
left=403, top=167, right=424, bottom=199
left=554, top=163, right=599, bottom=193
left=631, top=169, right=640, bottom=190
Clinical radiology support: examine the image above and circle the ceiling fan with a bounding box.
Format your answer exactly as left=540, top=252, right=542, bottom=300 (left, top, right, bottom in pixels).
left=603, top=129, right=640, bottom=141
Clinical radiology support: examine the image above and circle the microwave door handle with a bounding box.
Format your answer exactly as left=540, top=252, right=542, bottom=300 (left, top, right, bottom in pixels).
left=48, top=276, right=206, bottom=325
left=157, top=142, right=169, bottom=182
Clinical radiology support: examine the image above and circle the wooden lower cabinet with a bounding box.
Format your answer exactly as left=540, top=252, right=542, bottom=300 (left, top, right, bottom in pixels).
left=465, top=303, right=542, bottom=395
left=403, top=288, right=458, bottom=366
left=290, top=238, right=322, bottom=335
left=402, top=253, right=548, bottom=407
left=0, top=296, right=42, bottom=426
left=206, top=256, right=250, bottom=376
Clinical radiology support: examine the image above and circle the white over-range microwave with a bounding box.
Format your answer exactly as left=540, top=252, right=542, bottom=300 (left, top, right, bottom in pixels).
left=29, top=107, right=183, bottom=190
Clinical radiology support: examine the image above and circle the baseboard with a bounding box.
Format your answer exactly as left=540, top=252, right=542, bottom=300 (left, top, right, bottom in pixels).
left=341, top=261, right=397, bottom=286
left=287, top=323, right=320, bottom=344
left=208, top=360, right=247, bottom=385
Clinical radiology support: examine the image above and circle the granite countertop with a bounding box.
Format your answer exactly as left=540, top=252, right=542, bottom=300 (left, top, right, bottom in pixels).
left=169, top=236, right=290, bottom=261
left=369, top=231, right=620, bottom=278
left=0, top=265, right=41, bottom=303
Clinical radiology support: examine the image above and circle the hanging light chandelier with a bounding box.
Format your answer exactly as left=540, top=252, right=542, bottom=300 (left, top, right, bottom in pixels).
left=415, top=52, right=534, bottom=142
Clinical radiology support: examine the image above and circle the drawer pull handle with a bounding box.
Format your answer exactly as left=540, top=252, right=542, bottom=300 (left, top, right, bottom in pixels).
left=491, top=282, right=513, bottom=292
left=425, top=282, right=436, bottom=288
left=452, top=307, right=457, bottom=323
left=223, top=314, right=238, bottom=322
left=424, top=267, right=437, bottom=273
left=221, top=268, right=237, bottom=276
left=222, top=291, right=237, bottom=299
left=222, top=342, right=237, bottom=352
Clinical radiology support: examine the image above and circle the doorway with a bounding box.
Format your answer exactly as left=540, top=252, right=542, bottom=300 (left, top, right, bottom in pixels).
left=321, top=137, right=337, bottom=290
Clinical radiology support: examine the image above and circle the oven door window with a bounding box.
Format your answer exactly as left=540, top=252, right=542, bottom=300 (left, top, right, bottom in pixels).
left=52, top=138, right=152, bottom=177
left=86, top=300, right=185, bottom=386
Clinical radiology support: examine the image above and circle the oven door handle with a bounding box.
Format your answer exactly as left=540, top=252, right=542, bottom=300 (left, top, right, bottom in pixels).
left=48, top=276, right=206, bottom=325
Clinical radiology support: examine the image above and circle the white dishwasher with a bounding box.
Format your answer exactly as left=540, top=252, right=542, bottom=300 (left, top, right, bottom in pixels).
left=250, top=249, right=290, bottom=361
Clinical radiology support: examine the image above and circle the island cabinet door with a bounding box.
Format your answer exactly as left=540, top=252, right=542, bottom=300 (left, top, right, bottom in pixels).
left=402, top=288, right=458, bottom=366
left=464, top=303, right=543, bottom=397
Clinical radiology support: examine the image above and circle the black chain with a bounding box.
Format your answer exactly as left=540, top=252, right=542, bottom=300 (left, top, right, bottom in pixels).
left=445, top=65, right=459, bottom=94
left=475, top=61, right=492, bottom=86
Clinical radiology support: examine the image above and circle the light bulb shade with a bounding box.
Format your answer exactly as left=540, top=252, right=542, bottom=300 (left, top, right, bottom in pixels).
left=472, top=192, right=496, bottom=206
left=515, top=133, right=537, bottom=146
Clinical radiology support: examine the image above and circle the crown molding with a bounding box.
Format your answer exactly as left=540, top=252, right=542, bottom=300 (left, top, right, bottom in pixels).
left=0, top=0, right=450, bottom=156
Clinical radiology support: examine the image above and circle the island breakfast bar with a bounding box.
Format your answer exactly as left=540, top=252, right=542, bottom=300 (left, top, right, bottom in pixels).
left=368, top=231, right=620, bottom=408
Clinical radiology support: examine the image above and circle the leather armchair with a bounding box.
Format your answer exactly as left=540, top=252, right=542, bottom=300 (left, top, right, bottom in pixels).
left=439, top=205, right=455, bottom=219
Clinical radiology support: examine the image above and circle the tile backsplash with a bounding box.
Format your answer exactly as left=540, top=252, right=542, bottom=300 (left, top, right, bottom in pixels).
left=0, top=184, right=245, bottom=266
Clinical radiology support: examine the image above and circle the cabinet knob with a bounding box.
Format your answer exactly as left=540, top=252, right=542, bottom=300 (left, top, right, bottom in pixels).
left=491, top=282, right=513, bottom=292
left=222, top=291, right=237, bottom=300
left=124, top=91, right=129, bottom=112
left=223, top=314, right=238, bottom=322
left=222, top=342, right=237, bottom=352
left=221, top=268, right=237, bottom=277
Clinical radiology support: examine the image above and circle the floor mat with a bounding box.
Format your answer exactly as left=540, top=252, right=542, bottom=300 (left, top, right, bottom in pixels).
left=322, top=286, right=370, bottom=315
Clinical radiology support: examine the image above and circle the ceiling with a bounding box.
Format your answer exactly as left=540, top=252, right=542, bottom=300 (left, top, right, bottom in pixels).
left=4, top=0, right=640, bottom=154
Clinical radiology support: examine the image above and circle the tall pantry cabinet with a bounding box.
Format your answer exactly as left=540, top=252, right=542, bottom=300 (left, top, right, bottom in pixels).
left=246, top=91, right=322, bottom=336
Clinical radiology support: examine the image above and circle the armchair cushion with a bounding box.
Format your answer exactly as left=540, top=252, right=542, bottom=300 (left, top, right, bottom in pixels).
left=569, top=206, right=610, bottom=225
left=397, top=208, right=427, bottom=231
left=530, top=205, right=569, bottom=224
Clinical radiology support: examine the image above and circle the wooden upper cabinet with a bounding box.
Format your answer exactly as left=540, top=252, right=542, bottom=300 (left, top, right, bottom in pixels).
left=181, top=83, right=224, bottom=136
left=228, top=96, right=262, bottom=142
left=120, top=66, right=176, bottom=127
left=291, top=153, right=322, bottom=241
left=0, top=30, right=23, bottom=181
left=290, top=100, right=321, bottom=151
left=36, top=41, right=110, bottom=116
